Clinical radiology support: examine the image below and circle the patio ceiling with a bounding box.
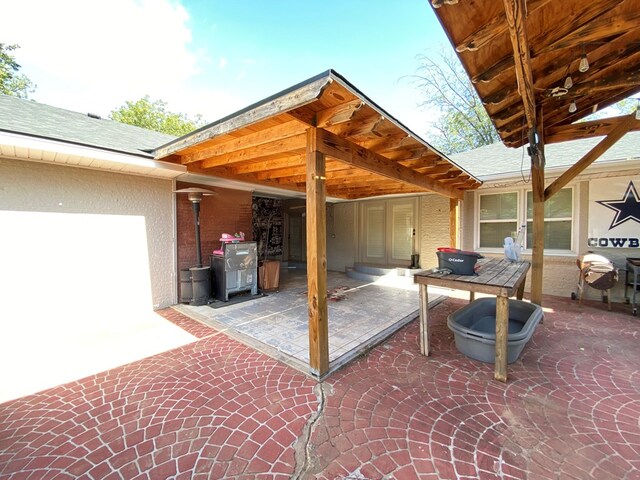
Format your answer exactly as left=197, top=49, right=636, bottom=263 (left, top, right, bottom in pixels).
left=153, top=70, right=481, bottom=200
left=431, top=0, right=640, bottom=147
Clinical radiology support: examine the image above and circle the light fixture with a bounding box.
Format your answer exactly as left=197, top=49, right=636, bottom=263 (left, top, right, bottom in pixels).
left=569, top=100, right=577, bottom=113
left=592, top=104, right=598, bottom=114
left=579, top=50, right=589, bottom=73
left=174, top=187, right=217, bottom=268
left=564, top=74, right=573, bottom=90
left=636, top=98, right=640, bottom=120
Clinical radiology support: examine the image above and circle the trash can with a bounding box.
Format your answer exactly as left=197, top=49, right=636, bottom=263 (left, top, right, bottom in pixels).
left=179, top=268, right=192, bottom=304
left=190, top=266, right=211, bottom=306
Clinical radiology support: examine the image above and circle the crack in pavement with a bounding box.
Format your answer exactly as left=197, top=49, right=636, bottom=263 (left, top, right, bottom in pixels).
left=292, top=382, right=327, bottom=479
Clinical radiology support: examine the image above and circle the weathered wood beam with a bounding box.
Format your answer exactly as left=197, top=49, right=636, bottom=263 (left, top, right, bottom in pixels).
left=502, top=0, right=537, bottom=129
left=229, top=154, right=304, bottom=174
left=316, top=99, right=364, bottom=128
left=256, top=160, right=349, bottom=181
left=530, top=125, right=545, bottom=306
left=558, top=68, right=640, bottom=98
left=325, top=111, right=386, bottom=138
left=306, top=128, right=329, bottom=377
left=154, top=75, right=330, bottom=159
left=201, top=134, right=306, bottom=169
left=485, top=40, right=640, bottom=110
left=456, top=0, right=552, bottom=52
left=537, top=9, right=640, bottom=54
left=316, top=128, right=465, bottom=200
left=472, top=0, right=622, bottom=85
left=331, top=184, right=425, bottom=199
left=545, top=113, right=639, bottom=201
left=185, top=164, right=307, bottom=195
left=545, top=113, right=640, bottom=144
left=356, top=133, right=413, bottom=152
left=179, top=120, right=302, bottom=165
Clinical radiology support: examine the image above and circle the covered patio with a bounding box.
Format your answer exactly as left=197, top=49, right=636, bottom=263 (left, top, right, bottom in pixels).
left=154, top=70, right=481, bottom=378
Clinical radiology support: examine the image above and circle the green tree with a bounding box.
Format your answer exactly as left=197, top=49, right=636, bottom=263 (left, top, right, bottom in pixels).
left=0, top=43, right=36, bottom=99
left=411, top=49, right=499, bottom=154
left=110, top=96, right=205, bottom=136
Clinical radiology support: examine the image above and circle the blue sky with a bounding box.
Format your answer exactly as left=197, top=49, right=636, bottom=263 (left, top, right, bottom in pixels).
left=3, top=0, right=452, bottom=137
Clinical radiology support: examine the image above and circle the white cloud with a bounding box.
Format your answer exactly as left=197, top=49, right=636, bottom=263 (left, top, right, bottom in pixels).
left=2, top=0, right=204, bottom=117
left=218, top=57, right=228, bottom=69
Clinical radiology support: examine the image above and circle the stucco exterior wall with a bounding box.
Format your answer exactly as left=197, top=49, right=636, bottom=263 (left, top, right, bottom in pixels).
left=418, top=194, right=451, bottom=270
left=0, top=157, right=175, bottom=308
left=327, top=202, right=357, bottom=272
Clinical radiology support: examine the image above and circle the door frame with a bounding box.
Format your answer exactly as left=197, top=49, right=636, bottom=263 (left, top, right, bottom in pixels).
left=357, top=197, right=419, bottom=266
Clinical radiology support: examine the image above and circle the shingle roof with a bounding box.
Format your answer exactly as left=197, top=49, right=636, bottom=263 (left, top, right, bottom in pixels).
left=0, top=94, right=175, bottom=157
left=451, top=131, right=640, bottom=179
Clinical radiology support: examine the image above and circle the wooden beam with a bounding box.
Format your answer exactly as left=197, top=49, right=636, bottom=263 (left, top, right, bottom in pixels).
left=530, top=128, right=545, bottom=306
left=536, top=8, right=640, bottom=54
left=545, top=113, right=640, bottom=144
left=449, top=198, right=459, bottom=248
left=306, top=128, right=329, bottom=377
left=179, top=120, right=303, bottom=164
left=456, top=0, right=552, bottom=52
left=185, top=164, right=307, bottom=195
left=545, top=113, right=639, bottom=201
left=200, top=134, right=306, bottom=168
left=256, top=160, right=349, bottom=181
left=325, top=111, right=386, bottom=138
left=316, top=99, right=364, bottom=128
left=494, top=295, right=509, bottom=382
left=154, top=75, right=331, bottom=159
left=502, top=0, right=537, bottom=129
left=472, top=0, right=623, bottom=85
left=315, top=128, right=465, bottom=200
left=229, top=154, right=304, bottom=174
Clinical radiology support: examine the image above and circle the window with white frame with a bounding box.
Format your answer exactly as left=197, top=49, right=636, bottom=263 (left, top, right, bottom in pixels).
left=478, top=187, right=573, bottom=251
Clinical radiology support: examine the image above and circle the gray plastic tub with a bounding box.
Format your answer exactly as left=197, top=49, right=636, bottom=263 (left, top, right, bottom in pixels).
left=447, top=298, right=543, bottom=364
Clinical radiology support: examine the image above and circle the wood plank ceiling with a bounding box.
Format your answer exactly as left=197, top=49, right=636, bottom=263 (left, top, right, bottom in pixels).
left=153, top=70, right=481, bottom=200
left=431, top=0, right=640, bottom=147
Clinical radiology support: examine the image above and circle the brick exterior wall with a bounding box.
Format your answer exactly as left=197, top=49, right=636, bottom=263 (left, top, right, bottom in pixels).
left=419, top=194, right=451, bottom=270
left=176, top=182, right=253, bottom=271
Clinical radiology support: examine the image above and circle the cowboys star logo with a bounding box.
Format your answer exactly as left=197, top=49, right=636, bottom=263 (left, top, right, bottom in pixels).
left=596, top=180, right=640, bottom=230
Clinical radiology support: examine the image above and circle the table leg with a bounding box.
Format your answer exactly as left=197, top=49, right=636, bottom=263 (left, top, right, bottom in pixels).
left=469, top=291, right=475, bottom=303
left=516, top=280, right=525, bottom=300
left=494, top=295, right=509, bottom=382
left=419, top=284, right=430, bottom=356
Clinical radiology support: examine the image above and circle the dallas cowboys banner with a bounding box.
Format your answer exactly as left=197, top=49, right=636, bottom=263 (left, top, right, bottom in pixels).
left=588, top=176, right=640, bottom=249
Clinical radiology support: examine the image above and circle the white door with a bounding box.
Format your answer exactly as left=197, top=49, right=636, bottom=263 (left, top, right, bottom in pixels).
left=360, top=198, right=417, bottom=266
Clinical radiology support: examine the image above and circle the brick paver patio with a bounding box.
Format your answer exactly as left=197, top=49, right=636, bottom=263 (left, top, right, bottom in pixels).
left=1, top=296, right=639, bottom=479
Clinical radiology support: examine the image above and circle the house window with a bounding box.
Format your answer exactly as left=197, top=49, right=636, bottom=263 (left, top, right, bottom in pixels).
left=478, top=188, right=573, bottom=251
left=526, top=188, right=573, bottom=250
left=479, top=192, right=518, bottom=248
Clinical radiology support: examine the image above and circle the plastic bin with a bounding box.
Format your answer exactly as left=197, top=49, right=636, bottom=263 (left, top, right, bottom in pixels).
left=447, top=297, right=543, bottom=363
left=436, top=248, right=483, bottom=275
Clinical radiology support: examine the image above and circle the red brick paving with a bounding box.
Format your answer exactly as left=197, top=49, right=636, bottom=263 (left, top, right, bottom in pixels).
left=1, top=295, right=639, bottom=479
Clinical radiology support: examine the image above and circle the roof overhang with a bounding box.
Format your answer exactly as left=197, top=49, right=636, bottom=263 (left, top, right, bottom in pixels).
left=431, top=0, right=640, bottom=147
left=154, top=70, right=482, bottom=200
left=0, top=131, right=186, bottom=179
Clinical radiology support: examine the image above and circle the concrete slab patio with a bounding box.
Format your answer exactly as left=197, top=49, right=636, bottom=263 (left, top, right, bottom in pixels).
left=1, top=293, right=638, bottom=479
left=175, top=269, right=445, bottom=377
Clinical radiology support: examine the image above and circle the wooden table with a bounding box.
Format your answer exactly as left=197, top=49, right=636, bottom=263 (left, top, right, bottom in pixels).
left=414, top=258, right=531, bottom=382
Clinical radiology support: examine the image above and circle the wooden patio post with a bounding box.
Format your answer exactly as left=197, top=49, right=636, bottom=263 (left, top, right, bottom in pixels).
left=305, top=127, right=329, bottom=377
left=530, top=128, right=545, bottom=306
